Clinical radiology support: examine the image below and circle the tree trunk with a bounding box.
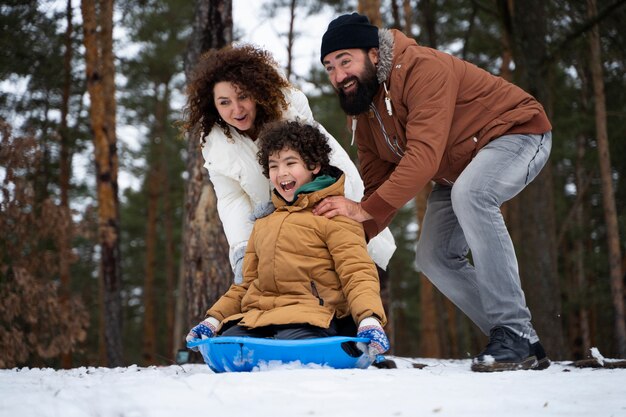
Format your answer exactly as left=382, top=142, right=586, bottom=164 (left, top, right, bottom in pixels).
left=59, top=0, right=74, bottom=370
left=574, top=134, right=591, bottom=358
left=415, top=183, right=442, bottom=357
left=587, top=0, right=625, bottom=357
left=508, top=0, right=567, bottom=359
left=358, top=0, right=382, bottom=27
left=163, top=117, right=176, bottom=360
left=390, top=0, right=401, bottom=29
left=444, top=298, right=458, bottom=357
left=164, top=189, right=176, bottom=359
left=141, top=136, right=160, bottom=365
left=81, top=0, right=124, bottom=367
left=285, top=0, right=296, bottom=82
left=181, top=0, right=233, bottom=354
left=460, top=2, right=477, bottom=60
left=417, top=0, right=437, bottom=47
left=142, top=84, right=172, bottom=365
left=389, top=0, right=413, bottom=35
left=402, top=0, right=413, bottom=36
left=59, top=0, right=73, bottom=241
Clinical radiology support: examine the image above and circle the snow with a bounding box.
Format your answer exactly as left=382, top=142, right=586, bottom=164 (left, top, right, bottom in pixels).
left=591, top=347, right=605, bottom=365
left=2, top=357, right=625, bottom=417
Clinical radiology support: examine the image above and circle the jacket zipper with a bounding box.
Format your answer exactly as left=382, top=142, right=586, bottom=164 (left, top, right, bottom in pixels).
left=310, top=281, right=324, bottom=306
left=370, top=104, right=405, bottom=159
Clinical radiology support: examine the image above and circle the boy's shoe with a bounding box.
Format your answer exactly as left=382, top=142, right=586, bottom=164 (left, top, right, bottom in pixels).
left=471, top=326, right=542, bottom=372
left=530, top=340, right=551, bottom=370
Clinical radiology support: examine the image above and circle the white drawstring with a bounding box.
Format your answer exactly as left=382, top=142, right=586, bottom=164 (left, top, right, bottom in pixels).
left=383, top=82, right=392, bottom=116
left=351, top=117, right=357, bottom=146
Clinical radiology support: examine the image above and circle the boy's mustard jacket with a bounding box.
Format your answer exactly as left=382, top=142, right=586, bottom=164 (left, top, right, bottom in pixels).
left=207, top=174, right=387, bottom=330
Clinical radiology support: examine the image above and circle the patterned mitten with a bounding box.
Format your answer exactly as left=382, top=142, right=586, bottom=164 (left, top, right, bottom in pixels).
left=357, top=317, right=390, bottom=359
left=185, top=316, right=220, bottom=351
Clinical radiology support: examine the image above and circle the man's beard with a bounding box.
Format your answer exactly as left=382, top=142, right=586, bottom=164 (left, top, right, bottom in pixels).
left=337, top=59, right=379, bottom=116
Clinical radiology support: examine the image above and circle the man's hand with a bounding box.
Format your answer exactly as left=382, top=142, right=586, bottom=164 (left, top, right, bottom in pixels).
left=313, top=196, right=373, bottom=222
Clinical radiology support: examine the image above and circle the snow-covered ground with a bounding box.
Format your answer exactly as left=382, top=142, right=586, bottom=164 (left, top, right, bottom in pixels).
left=1, top=357, right=625, bottom=417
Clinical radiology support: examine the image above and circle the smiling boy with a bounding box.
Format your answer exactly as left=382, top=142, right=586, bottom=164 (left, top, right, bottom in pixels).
left=187, top=121, right=390, bottom=360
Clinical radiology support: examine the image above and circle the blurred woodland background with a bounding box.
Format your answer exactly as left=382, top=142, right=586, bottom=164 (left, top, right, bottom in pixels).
left=1, top=0, right=625, bottom=368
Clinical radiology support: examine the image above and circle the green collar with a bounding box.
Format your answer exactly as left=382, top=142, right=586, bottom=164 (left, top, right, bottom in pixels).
left=293, top=174, right=336, bottom=200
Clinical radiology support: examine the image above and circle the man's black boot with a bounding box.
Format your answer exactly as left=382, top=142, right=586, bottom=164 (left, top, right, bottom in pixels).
left=530, top=340, right=551, bottom=370
left=471, top=326, right=538, bottom=372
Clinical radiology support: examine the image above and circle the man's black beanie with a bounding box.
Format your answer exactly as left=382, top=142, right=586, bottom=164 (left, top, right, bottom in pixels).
left=320, top=13, right=379, bottom=63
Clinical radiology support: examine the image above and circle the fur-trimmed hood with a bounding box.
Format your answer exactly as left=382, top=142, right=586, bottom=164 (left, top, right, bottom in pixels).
left=376, top=28, right=394, bottom=84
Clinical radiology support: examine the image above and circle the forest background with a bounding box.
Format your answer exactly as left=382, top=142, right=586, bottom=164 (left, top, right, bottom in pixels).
left=1, top=0, right=625, bottom=369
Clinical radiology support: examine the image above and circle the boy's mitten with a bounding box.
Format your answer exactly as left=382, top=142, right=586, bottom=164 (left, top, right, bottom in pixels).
left=185, top=316, right=220, bottom=351
left=357, top=317, right=390, bottom=358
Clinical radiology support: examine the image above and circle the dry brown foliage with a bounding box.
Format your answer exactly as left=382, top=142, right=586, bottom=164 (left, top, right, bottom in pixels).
left=0, top=120, right=89, bottom=368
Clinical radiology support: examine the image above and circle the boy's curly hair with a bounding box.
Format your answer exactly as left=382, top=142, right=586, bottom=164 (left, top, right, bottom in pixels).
left=183, top=44, right=290, bottom=143
left=257, top=121, right=332, bottom=179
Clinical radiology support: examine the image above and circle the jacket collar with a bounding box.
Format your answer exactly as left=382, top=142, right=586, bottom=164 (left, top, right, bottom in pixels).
left=272, top=173, right=346, bottom=212
left=376, top=28, right=394, bottom=83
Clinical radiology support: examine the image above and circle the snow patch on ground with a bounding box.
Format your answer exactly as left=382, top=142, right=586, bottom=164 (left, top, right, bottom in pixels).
left=1, top=357, right=625, bottom=417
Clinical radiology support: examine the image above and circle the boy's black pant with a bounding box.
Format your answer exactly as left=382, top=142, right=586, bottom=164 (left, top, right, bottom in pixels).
left=219, top=316, right=356, bottom=339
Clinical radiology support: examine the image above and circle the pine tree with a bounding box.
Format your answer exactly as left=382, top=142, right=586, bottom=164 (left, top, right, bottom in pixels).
left=81, top=0, right=124, bottom=367
left=181, top=0, right=233, bottom=361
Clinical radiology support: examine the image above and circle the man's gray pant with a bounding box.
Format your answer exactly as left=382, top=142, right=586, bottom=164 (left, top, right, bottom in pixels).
left=415, top=132, right=552, bottom=343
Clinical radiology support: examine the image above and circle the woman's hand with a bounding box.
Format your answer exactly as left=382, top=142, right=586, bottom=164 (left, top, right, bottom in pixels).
left=312, top=196, right=373, bottom=222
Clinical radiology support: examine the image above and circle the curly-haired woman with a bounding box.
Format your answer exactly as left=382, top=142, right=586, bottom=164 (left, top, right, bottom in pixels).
left=184, top=44, right=395, bottom=285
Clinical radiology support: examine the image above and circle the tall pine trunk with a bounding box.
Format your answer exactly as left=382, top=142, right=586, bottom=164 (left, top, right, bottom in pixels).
left=141, top=129, right=160, bottom=365
left=180, top=0, right=233, bottom=356
left=284, top=0, right=296, bottom=82
left=81, top=0, right=123, bottom=367
left=417, top=0, right=437, bottom=48
left=59, top=0, right=74, bottom=369
left=508, top=0, right=567, bottom=359
left=142, top=84, right=171, bottom=364
left=161, top=89, right=176, bottom=359
left=415, top=184, right=442, bottom=357
left=574, top=133, right=592, bottom=357
left=586, top=0, right=625, bottom=357
left=358, top=0, right=382, bottom=27
left=402, top=0, right=413, bottom=35
left=164, top=171, right=176, bottom=359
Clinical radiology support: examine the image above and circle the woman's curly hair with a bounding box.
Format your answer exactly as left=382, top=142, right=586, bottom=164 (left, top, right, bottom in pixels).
left=256, top=121, right=332, bottom=179
left=183, top=44, right=290, bottom=143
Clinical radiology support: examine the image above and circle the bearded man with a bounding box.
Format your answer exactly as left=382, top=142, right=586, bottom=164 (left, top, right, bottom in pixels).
left=314, top=12, right=553, bottom=372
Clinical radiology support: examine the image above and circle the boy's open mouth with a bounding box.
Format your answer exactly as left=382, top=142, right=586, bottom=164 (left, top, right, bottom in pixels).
left=281, top=181, right=296, bottom=192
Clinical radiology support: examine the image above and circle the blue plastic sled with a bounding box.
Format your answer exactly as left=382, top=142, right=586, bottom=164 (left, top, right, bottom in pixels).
left=187, top=336, right=373, bottom=372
